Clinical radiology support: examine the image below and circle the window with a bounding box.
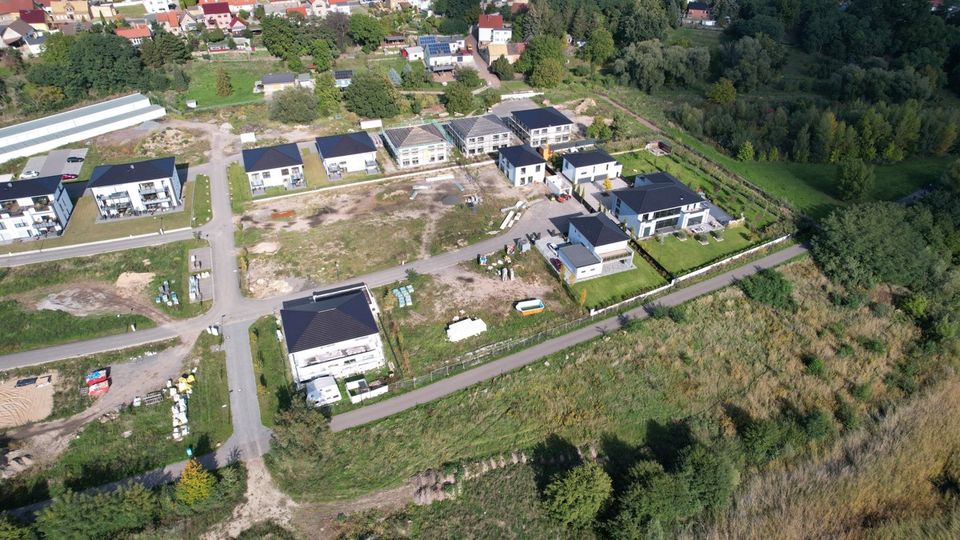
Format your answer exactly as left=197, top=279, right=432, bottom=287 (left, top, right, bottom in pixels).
left=535, top=165, right=541, bottom=172
left=251, top=173, right=260, bottom=181
left=291, top=167, right=300, bottom=174
left=281, top=168, right=289, bottom=176
left=262, top=171, right=271, bottom=179
left=520, top=166, right=526, bottom=174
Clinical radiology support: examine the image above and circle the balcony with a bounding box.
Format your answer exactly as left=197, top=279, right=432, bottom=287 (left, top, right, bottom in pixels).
left=301, top=344, right=376, bottom=367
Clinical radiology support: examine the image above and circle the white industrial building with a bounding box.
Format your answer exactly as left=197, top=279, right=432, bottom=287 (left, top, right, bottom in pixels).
left=0, top=176, right=73, bottom=242
left=280, top=283, right=386, bottom=384
left=0, top=93, right=166, bottom=165
left=87, top=157, right=182, bottom=219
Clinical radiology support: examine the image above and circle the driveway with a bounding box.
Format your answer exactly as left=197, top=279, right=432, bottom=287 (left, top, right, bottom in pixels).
left=19, top=148, right=88, bottom=179
left=466, top=34, right=501, bottom=89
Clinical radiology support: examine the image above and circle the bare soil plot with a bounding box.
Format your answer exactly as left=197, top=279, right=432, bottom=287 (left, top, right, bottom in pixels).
left=0, top=374, right=55, bottom=430
left=238, top=166, right=517, bottom=298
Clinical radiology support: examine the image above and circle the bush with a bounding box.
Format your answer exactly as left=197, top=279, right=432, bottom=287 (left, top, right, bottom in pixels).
left=542, top=461, right=612, bottom=529
left=737, top=269, right=797, bottom=312
left=649, top=304, right=687, bottom=323
left=835, top=397, right=860, bottom=430
left=268, top=87, right=318, bottom=124
left=802, top=408, right=835, bottom=441
left=858, top=337, right=886, bottom=354
left=851, top=382, right=872, bottom=401
left=804, top=355, right=827, bottom=378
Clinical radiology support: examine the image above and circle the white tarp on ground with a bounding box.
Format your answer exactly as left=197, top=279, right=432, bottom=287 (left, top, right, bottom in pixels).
left=446, top=317, right=487, bottom=342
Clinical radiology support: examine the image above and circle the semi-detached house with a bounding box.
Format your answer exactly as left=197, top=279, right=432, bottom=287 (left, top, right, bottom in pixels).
left=508, top=107, right=576, bottom=147
left=315, top=131, right=379, bottom=176
left=241, top=143, right=304, bottom=194
left=444, top=114, right=513, bottom=156
left=609, top=172, right=709, bottom=238
left=0, top=176, right=73, bottom=241
left=556, top=213, right=634, bottom=283
left=87, top=157, right=182, bottom=219
left=497, top=144, right=545, bottom=187
left=561, top=149, right=623, bottom=185
left=382, top=123, right=450, bottom=169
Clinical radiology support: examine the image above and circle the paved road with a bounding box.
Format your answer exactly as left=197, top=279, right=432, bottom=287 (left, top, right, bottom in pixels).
left=329, top=243, right=808, bottom=431
left=0, top=325, right=180, bottom=371
left=466, top=34, right=501, bottom=89
left=0, top=228, right=196, bottom=266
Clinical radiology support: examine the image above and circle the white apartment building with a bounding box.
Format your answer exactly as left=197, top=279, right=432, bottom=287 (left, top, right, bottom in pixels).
left=508, top=107, right=576, bottom=147
left=0, top=176, right=73, bottom=241
left=87, top=157, right=182, bottom=219
left=382, top=123, right=450, bottom=168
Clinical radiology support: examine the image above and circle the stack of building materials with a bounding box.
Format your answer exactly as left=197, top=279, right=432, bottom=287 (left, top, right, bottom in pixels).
left=392, top=284, right=415, bottom=308
left=85, top=368, right=110, bottom=397
left=446, top=317, right=487, bottom=342
left=168, top=372, right=196, bottom=441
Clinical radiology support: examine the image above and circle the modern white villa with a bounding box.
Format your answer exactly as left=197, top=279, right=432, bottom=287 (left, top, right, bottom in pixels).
left=556, top=214, right=634, bottom=283
left=0, top=176, right=73, bottom=242
left=445, top=114, right=513, bottom=156
left=314, top=131, right=379, bottom=177
left=382, top=124, right=450, bottom=169
left=241, top=143, right=304, bottom=194
left=280, top=283, right=386, bottom=385
left=497, top=144, right=546, bottom=187
left=507, top=107, right=576, bottom=147
left=87, top=157, right=182, bottom=219
left=561, top=149, right=623, bottom=185
left=608, top=172, right=709, bottom=238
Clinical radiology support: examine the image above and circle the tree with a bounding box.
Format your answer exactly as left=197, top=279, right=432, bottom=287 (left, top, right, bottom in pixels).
left=443, top=81, right=474, bottom=114
left=530, top=57, right=564, bottom=88
left=941, top=158, right=960, bottom=192
left=479, top=88, right=500, bottom=108
left=615, top=0, right=670, bottom=45
left=543, top=461, right=611, bottom=529
left=315, top=73, right=341, bottom=115
left=343, top=72, right=401, bottom=118
left=679, top=444, right=738, bottom=514
left=737, top=141, right=755, bottom=161
left=515, top=34, right=565, bottom=75
left=348, top=14, right=385, bottom=53
left=401, top=60, right=431, bottom=88
left=837, top=158, right=874, bottom=201
left=587, top=117, right=612, bottom=140
left=311, top=39, right=334, bottom=71
left=215, top=67, right=233, bottom=97
left=706, top=78, right=737, bottom=105
left=205, top=28, right=226, bottom=43
left=270, top=87, right=318, bottom=124
left=489, top=55, right=514, bottom=80
left=606, top=460, right=699, bottom=538
left=454, top=66, right=482, bottom=89
left=176, top=459, right=216, bottom=506
left=0, top=515, right=31, bottom=540
left=738, top=268, right=796, bottom=311
left=581, top=25, right=615, bottom=66
left=721, top=36, right=777, bottom=91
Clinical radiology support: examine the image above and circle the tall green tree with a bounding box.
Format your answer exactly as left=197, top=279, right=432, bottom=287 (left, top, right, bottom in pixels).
left=348, top=14, right=385, bottom=52
left=543, top=462, right=612, bottom=529
left=454, top=67, right=482, bottom=89
left=587, top=117, right=612, bottom=140
left=581, top=25, right=615, bottom=66
left=605, top=460, right=699, bottom=539
left=941, top=158, right=960, bottom=192
left=343, top=72, right=401, bottom=118
left=315, top=73, right=341, bottom=115
left=489, top=55, right=514, bottom=80
left=311, top=39, right=334, bottom=72
left=530, top=57, right=564, bottom=88
left=270, top=87, right=319, bottom=124
left=706, top=78, right=737, bottom=105
left=443, top=81, right=474, bottom=114
left=176, top=459, right=216, bottom=506
left=215, top=67, right=233, bottom=97
left=836, top=158, right=874, bottom=201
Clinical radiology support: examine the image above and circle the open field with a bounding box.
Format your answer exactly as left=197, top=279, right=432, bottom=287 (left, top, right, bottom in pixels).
left=639, top=225, right=755, bottom=275
left=238, top=166, right=519, bottom=298
left=267, top=259, right=919, bottom=501
left=569, top=253, right=666, bottom=309
left=78, top=127, right=211, bottom=179
left=0, top=240, right=211, bottom=319
left=249, top=316, right=292, bottom=428
left=0, top=299, right=153, bottom=354
left=0, top=334, right=231, bottom=509
left=185, top=60, right=281, bottom=109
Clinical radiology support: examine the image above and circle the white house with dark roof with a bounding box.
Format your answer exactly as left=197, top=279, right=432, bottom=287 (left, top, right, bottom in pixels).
left=0, top=176, right=73, bottom=241
left=256, top=72, right=314, bottom=99
left=557, top=213, right=634, bottom=283
left=241, top=143, right=304, bottom=194
left=334, top=70, right=353, bottom=88
left=445, top=114, right=513, bottom=156
left=609, top=172, right=709, bottom=238
left=315, top=131, right=379, bottom=176
left=507, top=107, right=576, bottom=147
left=382, top=123, right=450, bottom=168
left=280, top=283, right=386, bottom=383
left=561, top=149, right=623, bottom=185
left=87, top=157, right=182, bottom=219
left=497, top=144, right=545, bottom=187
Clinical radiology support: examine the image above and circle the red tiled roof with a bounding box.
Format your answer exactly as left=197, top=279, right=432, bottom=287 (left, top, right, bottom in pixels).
left=0, top=0, right=33, bottom=15
left=286, top=6, right=306, bottom=16
left=229, top=15, right=246, bottom=27
left=201, top=2, right=230, bottom=14
left=155, top=11, right=179, bottom=27
left=19, top=9, right=47, bottom=24
left=478, top=14, right=503, bottom=29
left=115, top=25, right=152, bottom=39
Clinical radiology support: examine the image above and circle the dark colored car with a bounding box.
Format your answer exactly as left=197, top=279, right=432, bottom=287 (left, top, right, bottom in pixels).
left=550, top=258, right=562, bottom=271
left=66, top=156, right=84, bottom=163
left=61, top=173, right=78, bottom=180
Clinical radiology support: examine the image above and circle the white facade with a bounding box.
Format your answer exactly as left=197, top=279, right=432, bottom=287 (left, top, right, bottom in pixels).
left=141, top=0, right=173, bottom=13
left=516, top=123, right=573, bottom=147
left=0, top=182, right=73, bottom=242
left=246, top=164, right=302, bottom=193
left=498, top=151, right=545, bottom=187
left=569, top=224, right=630, bottom=257
left=90, top=172, right=182, bottom=219
left=403, top=45, right=424, bottom=61
left=321, top=150, right=376, bottom=173
left=288, top=327, right=385, bottom=382
left=615, top=199, right=710, bottom=238
left=304, top=375, right=342, bottom=406
left=557, top=245, right=602, bottom=282
left=561, top=156, right=623, bottom=185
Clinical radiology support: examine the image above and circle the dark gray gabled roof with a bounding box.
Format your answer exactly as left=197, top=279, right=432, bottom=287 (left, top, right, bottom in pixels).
left=445, top=114, right=511, bottom=140
left=0, top=176, right=61, bottom=200
left=611, top=172, right=704, bottom=215
left=261, top=72, right=295, bottom=85
left=569, top=214, right=629, bottom=247
left=563, top=149, right=616, bottom=168
left=87, top=157, right=176, bottom=188
left=383, top=123, right=446, bottom=148
left=511, top=107, right=574, bottom=130
left=242, top=143, right=302, bottom=173
left=498, top=144, right=545, bottom=167
left=315, top=131, right=377, bottom=159
left=280, top=285, right=379, bottom=353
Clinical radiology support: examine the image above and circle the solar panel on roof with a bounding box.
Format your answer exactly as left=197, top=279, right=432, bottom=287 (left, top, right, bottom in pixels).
left=419, top=35, right=437, bottom=45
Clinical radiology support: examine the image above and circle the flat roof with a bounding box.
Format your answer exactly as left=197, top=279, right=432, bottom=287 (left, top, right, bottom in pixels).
left=558, top=243, right=601, bottom=269
left=0, top=93, right=148, bottom=142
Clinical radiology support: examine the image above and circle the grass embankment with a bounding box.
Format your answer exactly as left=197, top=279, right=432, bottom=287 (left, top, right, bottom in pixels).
left=569, top=253, right=667, bottom=309
left=0, top=340, right=178, bottom=422
left=0, top=334, right=231, bottom=509
left=639, top=225, right=755, bottom=275
left=227, top=162, right=252, bottom=214
left=0, top=240, right=211, bottom=319
left=0, top=300, right=153, bottom=354
left=267, top=259, right=918, bottom=501
left=249, top=316, right=293, bottom=428
left=193, top=174, right=213, bottom=226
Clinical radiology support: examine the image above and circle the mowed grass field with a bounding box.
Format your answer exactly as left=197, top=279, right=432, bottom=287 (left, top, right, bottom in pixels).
left=570, top=253, right=666, bottom=309
left=639, top=225, right=755, bottom=275
left=267, top=259, right=918, bottom=501
left=185, top=60, right=280, bottom=109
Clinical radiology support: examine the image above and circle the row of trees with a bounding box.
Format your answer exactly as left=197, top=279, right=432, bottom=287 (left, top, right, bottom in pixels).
left=611, top=40, right=710, bottom=93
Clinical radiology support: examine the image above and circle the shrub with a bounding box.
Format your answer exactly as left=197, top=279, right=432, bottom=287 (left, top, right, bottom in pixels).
left=650, top=304, right=687, bottom=323
left=851, top=382, right=872, bottom=401
left=543, top=461, right=612, bottom=530
left=835, top=397, right=860, bottom=430
left=804, top=355, right=827, bottom=378
left=802, top=408, right=835, bottom=441
left=836, top=343, right=855, bottom=358
left=737, top=269, right=797, bottom=312
left=858, top=337, right=886, bottom=354
left=176, top=459, right=216, bottom=506
left=901, top=293, right=930, bottom=319
left=742, top=419, right=791, bottom=465
left=268, top=87, right=318, bottom=124
left=678, top=444, right=738, bottom=514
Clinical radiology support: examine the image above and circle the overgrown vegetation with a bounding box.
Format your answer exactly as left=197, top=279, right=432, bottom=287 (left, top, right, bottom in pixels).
left=249, top=316, right=293, bottom=427
left=0, top=300, right=152, bottom=354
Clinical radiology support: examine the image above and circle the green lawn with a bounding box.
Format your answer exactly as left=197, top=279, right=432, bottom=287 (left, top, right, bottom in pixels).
left=193, top=174, right=213, bottom=225
left=639, top=225, right=756, bottom=275
left=0, top=300, right=153, bottom=355
left=115, top=4, right=146, bottom=16
left=185, top=61, right=276, bottom=109
left=227, top=162, right=252, bottom=214
left=570, top=253, right=667, bottom=309
left=666, top=27, right=725, bottom=49
left=0, top=333, right=231, bottom=509
left=249, top=316, right=293, bottom=427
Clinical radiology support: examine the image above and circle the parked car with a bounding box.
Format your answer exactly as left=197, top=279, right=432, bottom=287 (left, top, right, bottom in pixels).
left=61, top=173, right=78, bottom=180
left=20, top=170, right=39, bottom=178
left=550, top=258, right=562, bottom=271
left=66, top=156, right=84, bottom=163
left=556, top=193, right=571, bottom=203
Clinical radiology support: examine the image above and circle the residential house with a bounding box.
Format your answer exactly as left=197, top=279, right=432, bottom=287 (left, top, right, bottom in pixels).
left=115, top=25, right=152, bottom=46
left=560, top=149, right=622, bottom=185
left=481, top=41, right=524, bottom=64
left=304, top=375, right=342, bottom=406
left=382, top=123, right=450, bottom=169
left=227, top=15, right=247, bottom=34
left=388, top=0, right=430, bottom=10
left=285, top=5, right=306, bottom=17
left=155, top=10, right=181, bottom=35
left=507, top=107, right=576, bottom=147
left=263, top=0, right=301, bottom=16
left=143, top=0, right=176, bottom=13
left=421, top=34, right=473, bottom=71
left=0, top=0, right=33, bottom=24
left=49, top=0, right=90, bottom=23
left=685, top=1, right=710, bottom=20
left=227, top=0, right=256, bottom=13
left=326, top=0, right=357, bottom=15
left=401, top=45, right=423, bottom=61
left=19, top=9, right=51, bottom=31
left=241, top=143, right=304, bottom=194
left=314, top=131, right=378, bottom=176
left=556, top=213, right=633, bottom=283
left=179, top=11, right=198, bottom=32
left=608, top=172, right=709, bottom=238
left=497, top=144, right=545, bottom=187
left=280, top=283, right=386, bottom=383
left=87, top=157, right=183, bottom=219
left=89, top=3, right=116, bottom=19
left=21, top=29, right=44, bottom=55
left=476, top=13, right=509, bottom=44
left=418, top=34, right=465, bottom=51
left=201, top=2, right=231, bottom=29
left=0, top=17, right=32, bottom=45
left=0, top=176, right=73, bottom=242
left=256, top=72, right=313, bottom=98
left=445, top=114, right=513, bottom=156
left=334, top=69, right=353, bottom=88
